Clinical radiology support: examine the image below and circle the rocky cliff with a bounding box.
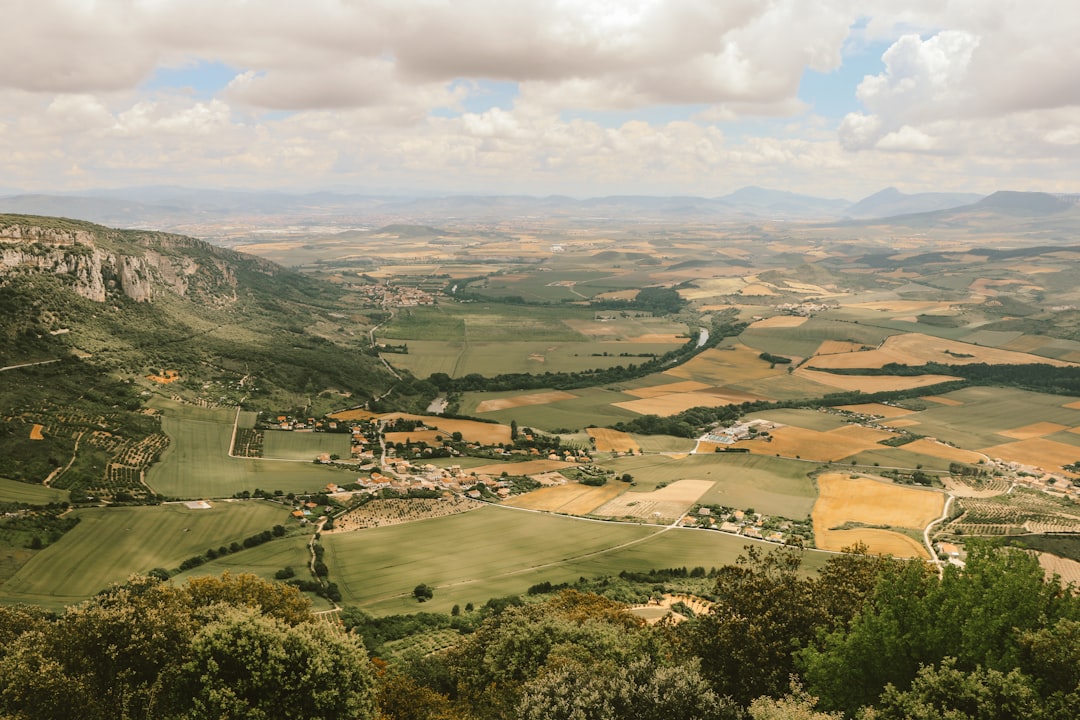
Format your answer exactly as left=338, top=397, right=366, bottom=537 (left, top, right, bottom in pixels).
left=0, top=217, right=242, bottom=304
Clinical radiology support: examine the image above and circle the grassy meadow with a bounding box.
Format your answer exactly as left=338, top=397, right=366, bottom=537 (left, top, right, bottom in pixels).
left=0, top=501, right=290, bottom=608
left=0, top=477, right=68, bottom=504
left=146, top=406, right=350, bottom=498
left=323, top=504, right=831, bottom=615
left=598, top=453, right=818, bottom=519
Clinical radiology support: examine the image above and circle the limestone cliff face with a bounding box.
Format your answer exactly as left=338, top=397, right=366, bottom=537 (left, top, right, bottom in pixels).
left=0, top=222, right=239, bottom=304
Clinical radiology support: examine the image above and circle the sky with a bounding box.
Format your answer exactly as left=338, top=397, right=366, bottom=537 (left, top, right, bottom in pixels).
left=1, top=0, right=1079, bottom=199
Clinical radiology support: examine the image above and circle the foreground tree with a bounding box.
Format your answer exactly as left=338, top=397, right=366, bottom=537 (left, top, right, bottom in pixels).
left=0, top=573, right=377, bottom=720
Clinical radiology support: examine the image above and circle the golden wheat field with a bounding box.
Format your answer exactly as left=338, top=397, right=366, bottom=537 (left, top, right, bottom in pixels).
left=592, top=479, right=714, bottom=521
left=805, top=332, right=1076, bottom=370
left=747, top=315, right=808, bottom=329
left=613, top=389, right=764, bottom=416
left=28, top=424, right=44, bottom=440
left=329, top=408, right=380, bottom=421
left=901, top=438, right=986, bottom=464
left=624, top=380, right=713, bottom=398
left=998, top=422, right=1071, bottom=440
left=663, top=345, right=780, bottom=385
left=382, top=415, right=512, bottom=445
left=731, top=425, right=894, bottom=462
left=475, top=390, right=578, bottom=412
left=794, top=368, right=959, bottom=393
left=979, top=438, right=1080, bottom=475
left=587, top=428, right=641, bottom=453
left=502, top=482, right=626, bottom=514
left=813, top=473, right=944, bottom=558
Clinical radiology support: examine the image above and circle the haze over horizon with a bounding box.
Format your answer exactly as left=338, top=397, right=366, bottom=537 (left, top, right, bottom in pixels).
left=3, top=1, right=1079, bottom=199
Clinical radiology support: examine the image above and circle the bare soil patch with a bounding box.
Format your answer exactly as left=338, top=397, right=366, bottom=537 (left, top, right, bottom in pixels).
left=587, top=428, right=641, bottom=453
left=475, top=390, right=577, bottom=412
left=888, top=418, right=922, bottom=428
left=28, top=424, right=44, bottom=440
left=1036, top=552, right=1080, bottom=587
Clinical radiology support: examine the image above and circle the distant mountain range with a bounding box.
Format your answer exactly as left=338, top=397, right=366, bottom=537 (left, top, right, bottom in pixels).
left=1, top=185, right=1078, bottom=231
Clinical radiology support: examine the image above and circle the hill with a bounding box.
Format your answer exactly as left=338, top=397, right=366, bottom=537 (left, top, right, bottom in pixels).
left=0, top=214, right=399, bottom=500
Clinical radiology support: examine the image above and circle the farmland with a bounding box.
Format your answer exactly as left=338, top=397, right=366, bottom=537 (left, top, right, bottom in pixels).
left=813, top=473, right=945, bottom=558
left=0, top=501, right=290, bottom=608
left=10, top=205, right=1080, bottom=620
left=146, top=407, right=350, bottom=498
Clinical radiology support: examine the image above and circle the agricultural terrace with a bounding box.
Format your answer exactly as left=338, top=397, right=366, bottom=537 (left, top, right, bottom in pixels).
left=0, top=501, right=290, bottom=608
left=146, top=406, right=350, bottom=497
left=813, top=473, right=944, bottom=559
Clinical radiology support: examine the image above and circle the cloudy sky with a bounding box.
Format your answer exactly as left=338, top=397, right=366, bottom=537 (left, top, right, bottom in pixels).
left=2, top=0, right=1078, bottom=199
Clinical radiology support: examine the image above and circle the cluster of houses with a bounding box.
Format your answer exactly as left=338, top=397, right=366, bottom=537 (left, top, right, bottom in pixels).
left=772, top=301, right=839, bottom=317
left=681, top=505, right=811, bottom=546
left=353, top=281, right=437, bottom=307
left=701, top=419, right=776, bottom=445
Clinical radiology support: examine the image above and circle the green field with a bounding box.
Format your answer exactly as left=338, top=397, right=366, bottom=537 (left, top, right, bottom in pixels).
left=378, top=303, right=592, bottom=343
left=598, top=453, right=818, bottom=518
left=748, top=407, right=851, bottom=432
left=383, top=339, right=683, bottom=378
left=262, top=430, right=351, bottom=461
left=324, top=505, right=832, bottom=615
left=323, top=506, right=660, bottom=612
left=172, top=534, right=313, bottom=586
left=739, top=317, right=897, bottom=358
left=463, top=386, right=640, bottom=431
left=146, top=408, right=352, bottom=498
left=0, top=477, right=68, bottom=504
left=898, top=387, right=1080, bottom=450
left=0, top=501, right=292, bottom=607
